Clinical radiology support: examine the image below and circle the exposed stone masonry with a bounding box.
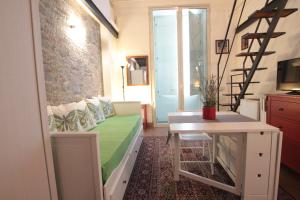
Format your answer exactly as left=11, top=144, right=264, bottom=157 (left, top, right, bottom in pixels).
left=39, top=0, right=104, bottom=105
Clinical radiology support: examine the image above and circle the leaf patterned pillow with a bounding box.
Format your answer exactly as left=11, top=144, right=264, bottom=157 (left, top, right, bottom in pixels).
left=75, top=100, right=97, bottom=131
left=47, top=106, right=57, bottom=132
left=51, top=104, right=80, bottom=132
left=99, top=96, right=115, bottom=118
left=86, top=98, right=105, bottom=124
left=53, top=111, right=79, bottom=132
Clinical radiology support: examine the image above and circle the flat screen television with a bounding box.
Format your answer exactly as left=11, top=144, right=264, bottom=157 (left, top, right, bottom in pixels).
left=277, top=57, right=300, bottom=94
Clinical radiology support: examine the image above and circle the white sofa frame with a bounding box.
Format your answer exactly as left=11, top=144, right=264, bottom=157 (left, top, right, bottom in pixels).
left=51, top=101, right=143, bottom=200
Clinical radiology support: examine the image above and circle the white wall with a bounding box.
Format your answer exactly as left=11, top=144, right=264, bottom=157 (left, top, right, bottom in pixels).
left=100, top=23, right=118, bottom=98
left=110, top=0, right=233, bottom=121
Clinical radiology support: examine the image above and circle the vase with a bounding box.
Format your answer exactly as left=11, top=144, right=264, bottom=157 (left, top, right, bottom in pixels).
left=202, top=106, right=216, bottom=120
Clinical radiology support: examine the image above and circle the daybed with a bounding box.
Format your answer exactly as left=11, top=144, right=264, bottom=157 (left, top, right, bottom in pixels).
left=50, top=101, right=143, bottom=200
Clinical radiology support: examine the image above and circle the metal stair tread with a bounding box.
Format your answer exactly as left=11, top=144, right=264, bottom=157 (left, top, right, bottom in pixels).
left=242, top=32, right=285, bottom=39
left=252, top=9, right=298, bottom=18
left=226, top=81, right=260, bottom=84
left=222, top=93, right=254, bottom=96
left=231, top=67, right=268, bottom=72
left=236, top=51, right=275, bottom=57
left=219, top=103, right=234, bottom=107
left=236, top=8, right=297, bottom=33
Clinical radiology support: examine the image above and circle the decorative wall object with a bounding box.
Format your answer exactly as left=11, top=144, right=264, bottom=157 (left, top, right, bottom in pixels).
left=126, top=55, right=149, bottom=86
left=215, top=39, right=229, bottom=54
left=241, top=37, right=249, bottom=50
left=39, top=0, right=104, bottom=106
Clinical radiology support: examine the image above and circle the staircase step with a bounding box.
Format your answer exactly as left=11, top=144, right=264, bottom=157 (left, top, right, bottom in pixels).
left=231, top=67, right=268, bottom=72
left=254, top=9, right=298, bottom=18
left=223, top=93, right=254, bottom=96
left=236, top=8, right=298, bottom=33
left=219, top=103, right=233, bottom=107
left=236, top=51, right=275, bottom=57
left=226, top=81, right=260, bottom=85
left=242, top=32, right=285, bottom=39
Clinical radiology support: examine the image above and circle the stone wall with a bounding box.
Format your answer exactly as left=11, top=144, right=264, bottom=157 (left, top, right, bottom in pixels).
left=39, top=0, right=104, bottom=105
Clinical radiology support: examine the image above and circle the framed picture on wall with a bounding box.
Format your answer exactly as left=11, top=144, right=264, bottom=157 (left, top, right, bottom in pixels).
left=241, top=37, right=249, bottom=50
left=215, top=39, right=229, bottom=54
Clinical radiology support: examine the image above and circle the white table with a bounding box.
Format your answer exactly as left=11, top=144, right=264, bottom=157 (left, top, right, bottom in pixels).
left=168, top=111, right=282, bottom=200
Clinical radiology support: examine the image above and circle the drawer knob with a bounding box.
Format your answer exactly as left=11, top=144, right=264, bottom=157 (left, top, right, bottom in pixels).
left=260, top=132, right=264, bottom=135
left=259, top=153, right=263, bottom=157
left=123, top=180, right=127, bottom=184
left=257, top=174, right=262, bottom=178
left=278, top=108, right=284, bottom=111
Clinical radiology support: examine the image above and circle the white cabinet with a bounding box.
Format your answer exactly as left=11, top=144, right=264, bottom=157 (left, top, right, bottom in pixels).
left=243, top=132, right=272, bottom=195
left=240, top=99, right=261, bottom=121
left=0, top=0, right=57, bottom=199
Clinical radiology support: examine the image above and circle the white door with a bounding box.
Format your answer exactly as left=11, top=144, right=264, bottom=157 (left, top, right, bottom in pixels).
left=0, top=0, right=55, bottom=199
left=152, top=8, right=208, bottom=124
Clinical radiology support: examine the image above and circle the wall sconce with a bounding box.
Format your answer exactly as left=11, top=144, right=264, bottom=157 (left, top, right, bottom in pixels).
left=66, top=12, right=86, bottom=47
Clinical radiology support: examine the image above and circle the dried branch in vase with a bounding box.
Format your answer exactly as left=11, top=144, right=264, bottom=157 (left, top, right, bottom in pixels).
left=200, top=75, right=218, bottom=108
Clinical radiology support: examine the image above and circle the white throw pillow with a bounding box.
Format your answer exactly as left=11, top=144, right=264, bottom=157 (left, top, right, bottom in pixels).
left=98, top=96, right=115, bottom=118
left=51, top=104, right=79, bottom=132
left=86, top=97, right=105, bottom=124
left=51, top=103, right=80, bottom=132
left=47, top=106, right=57, bottom=132
left=75, top=100, right=97, bottom=131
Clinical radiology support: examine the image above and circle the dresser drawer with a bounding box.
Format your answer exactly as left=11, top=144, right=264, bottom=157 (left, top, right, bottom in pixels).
left=110, top=155, right=130, bottom=200
left=269, top=116, right=300, bottom=142
left=267, top=95, right=300, bottom=174
left=270, top=100, right=300, bottom=122
left=244, top=132, right=271, bottom=195
left=281, top=136, right=300, bottom=172
left=269, top=115, right=300, bottom=173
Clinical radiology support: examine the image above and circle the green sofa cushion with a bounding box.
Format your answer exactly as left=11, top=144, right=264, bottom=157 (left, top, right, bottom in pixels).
left=89, top=114, right=141, bottom=183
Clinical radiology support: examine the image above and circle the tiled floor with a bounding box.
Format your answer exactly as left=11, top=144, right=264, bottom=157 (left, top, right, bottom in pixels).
left=143, top=127, right=300, bottom=199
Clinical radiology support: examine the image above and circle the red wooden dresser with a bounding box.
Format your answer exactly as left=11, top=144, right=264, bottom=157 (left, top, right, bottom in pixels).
left=266, top=94, right=300, bottom=173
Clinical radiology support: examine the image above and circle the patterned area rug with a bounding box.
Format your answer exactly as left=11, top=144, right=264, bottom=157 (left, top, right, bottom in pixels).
left=124, top=137, right=295, bottom=200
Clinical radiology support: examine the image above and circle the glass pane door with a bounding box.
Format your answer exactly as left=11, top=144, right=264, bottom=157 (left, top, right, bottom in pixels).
left=182, top=8, right=207, bottom=111
left=153, top=10, right=178, bottom=123
left=152, top=8, right=207, bottom=124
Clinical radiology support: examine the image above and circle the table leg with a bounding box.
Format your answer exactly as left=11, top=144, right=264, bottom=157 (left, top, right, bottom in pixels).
left=144, top=104, right=147, bottom=129
left=174, top=132, right=180, bottom=181
left=235, top=134, right=244, bottom=194
left=212, top=135, right=216, bottom=164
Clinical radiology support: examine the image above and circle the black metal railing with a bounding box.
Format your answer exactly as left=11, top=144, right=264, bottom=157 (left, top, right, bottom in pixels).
left=217, top=0, right=247, bottom=111
left=233, top=0, right=289, bottom=111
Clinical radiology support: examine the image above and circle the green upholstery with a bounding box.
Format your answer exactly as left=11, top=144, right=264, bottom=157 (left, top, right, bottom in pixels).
left=89, top=114, right=141, bottom=183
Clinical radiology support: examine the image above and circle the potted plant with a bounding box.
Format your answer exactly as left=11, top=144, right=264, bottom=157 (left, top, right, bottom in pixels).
left=200, top=75, right=217, bottom=120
